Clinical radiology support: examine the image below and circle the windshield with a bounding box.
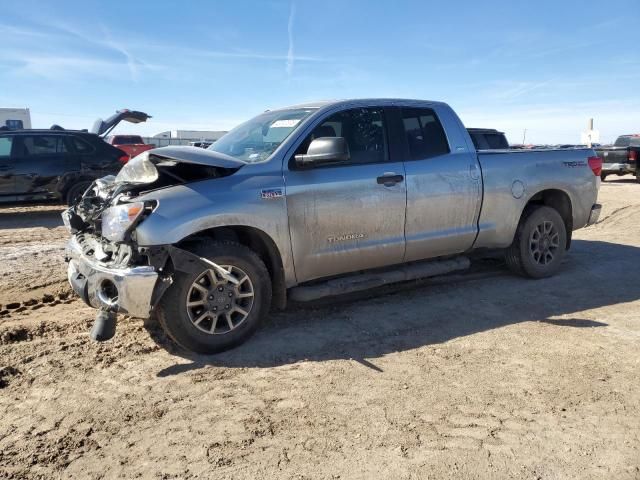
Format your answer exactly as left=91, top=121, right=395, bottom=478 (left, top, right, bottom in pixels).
left=208, top=108, right=316, bottom=162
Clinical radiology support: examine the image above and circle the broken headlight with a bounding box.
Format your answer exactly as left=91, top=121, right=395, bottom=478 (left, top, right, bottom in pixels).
left=115, top=152, right=159, bottom=184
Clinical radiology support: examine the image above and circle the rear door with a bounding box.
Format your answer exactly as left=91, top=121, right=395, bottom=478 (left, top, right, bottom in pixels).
left=0, top=135, right=16, bottom=195
left=284, top=107, right=407, bottom=282
left=394, top=106, right=482, bottom=261
left=12, top=134, right=73, bottom=197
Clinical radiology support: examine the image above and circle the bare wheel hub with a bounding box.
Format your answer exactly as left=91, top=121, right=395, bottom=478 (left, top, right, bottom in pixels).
left=186, top=265, right=254, bottom=335
left=529, top=220, right=560, bottom=266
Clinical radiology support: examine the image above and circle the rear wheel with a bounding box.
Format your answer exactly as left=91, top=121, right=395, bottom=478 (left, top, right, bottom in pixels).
left=65, top=182, right=91, bottom=206
left=156, top=241, right=272, bottom=354
left=600, top=173, right=607, bottom=181
left=505, top=206, right=567, bottom=278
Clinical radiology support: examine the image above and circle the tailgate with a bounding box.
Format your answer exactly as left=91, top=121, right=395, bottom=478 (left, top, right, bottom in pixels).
left=598, top=148, right=629, bottom=166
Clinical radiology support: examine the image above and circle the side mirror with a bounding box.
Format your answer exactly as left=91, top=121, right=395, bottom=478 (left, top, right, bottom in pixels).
left=295, top=137, right=350, bottom=168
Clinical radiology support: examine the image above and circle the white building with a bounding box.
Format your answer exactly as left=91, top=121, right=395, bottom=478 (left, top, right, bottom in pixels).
left=0, top=108, right=31, bottom=130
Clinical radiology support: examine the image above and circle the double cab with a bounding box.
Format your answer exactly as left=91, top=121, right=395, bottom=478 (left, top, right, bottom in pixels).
left=64, top=99, right=602, bottom=353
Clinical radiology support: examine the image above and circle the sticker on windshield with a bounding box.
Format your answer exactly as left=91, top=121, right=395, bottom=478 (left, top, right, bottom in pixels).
left=270, top=119, right=300, bottom=128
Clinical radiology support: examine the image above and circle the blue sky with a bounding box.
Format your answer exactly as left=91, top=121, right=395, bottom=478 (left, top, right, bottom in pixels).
left=1, top=0, right=638, bottom=144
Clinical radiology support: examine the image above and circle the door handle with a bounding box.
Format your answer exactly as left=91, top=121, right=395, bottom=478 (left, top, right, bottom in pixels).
left=376, top=173, right=404, bottom=186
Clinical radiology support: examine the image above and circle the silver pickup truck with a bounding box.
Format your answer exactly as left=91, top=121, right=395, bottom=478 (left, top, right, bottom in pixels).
left=63, top=99, right=602, bottom=353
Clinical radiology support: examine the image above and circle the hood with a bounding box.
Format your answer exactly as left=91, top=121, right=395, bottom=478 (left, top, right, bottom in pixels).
left=147, top=146, right=246, bottom=169
left=91, top=109, right=151, bottom=137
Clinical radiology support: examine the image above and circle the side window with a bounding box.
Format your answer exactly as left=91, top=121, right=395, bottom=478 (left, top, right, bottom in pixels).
left=401, top=108, right=450, bottom=160
left=297, top=108, right=388, bottom=166
left=0, top=136, right=13, bottom=157
left=21, top=135, right=68, bottom=155
left=72, top=136, right=95, bottom=153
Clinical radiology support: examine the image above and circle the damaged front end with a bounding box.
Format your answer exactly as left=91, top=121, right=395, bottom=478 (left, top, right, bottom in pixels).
left=63, top=147, right=245, bottom=338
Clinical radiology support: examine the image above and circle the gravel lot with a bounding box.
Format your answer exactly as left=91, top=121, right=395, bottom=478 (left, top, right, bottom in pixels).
left=1, top=177, right=639, bottom=479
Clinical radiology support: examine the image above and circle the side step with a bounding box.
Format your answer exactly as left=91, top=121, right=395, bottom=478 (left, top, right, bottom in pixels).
left=289, top=256, right=471, bottom=302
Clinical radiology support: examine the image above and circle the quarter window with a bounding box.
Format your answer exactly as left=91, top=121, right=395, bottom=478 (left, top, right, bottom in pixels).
left=298, top=108, right=388, bottom=166
left=0, top=136, right=12, bottom=157
left=72, top=136, right=94, bottom=153
left=401, top=108, right=450, bottom=160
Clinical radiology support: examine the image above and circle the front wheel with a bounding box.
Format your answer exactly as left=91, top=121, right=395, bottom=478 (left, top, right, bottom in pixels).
left=600, top=173, right=607, bottom=182
left=156, top=241, right=272, bottom=353
left=505, top=206, right=567, bottom=279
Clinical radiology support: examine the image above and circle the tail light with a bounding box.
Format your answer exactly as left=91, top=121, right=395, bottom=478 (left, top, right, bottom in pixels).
left=588, top=156, right=602, bottom=176
left=629, top=150, right=637, bottom=162
left=118, top=154, right=130, bottom=164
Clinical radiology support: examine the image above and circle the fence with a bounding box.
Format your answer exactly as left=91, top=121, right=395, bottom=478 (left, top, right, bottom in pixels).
left=141, top=137, right=219, bottom=147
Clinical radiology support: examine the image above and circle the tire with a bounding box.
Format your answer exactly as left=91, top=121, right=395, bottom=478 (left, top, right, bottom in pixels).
left=65, top=182, right=91, bottom=206
left=505, top=206, right=567, bottom=279
left=600, top=173, right=607, bottom=181
left=156, top=241, right=272, bottom=354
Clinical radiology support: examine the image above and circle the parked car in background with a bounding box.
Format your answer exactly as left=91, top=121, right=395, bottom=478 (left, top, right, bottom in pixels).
left=0, top=109, right=151, bottom=205
left=595, top=135, right=640, bottom=182
left=64, top=99, right=601, bottom=353
left=466, top=128, right=509, bottom=150
left=105, top=135, right=155, bottom=161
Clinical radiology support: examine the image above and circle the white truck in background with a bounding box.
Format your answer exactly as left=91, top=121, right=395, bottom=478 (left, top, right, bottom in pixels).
left=0, top=108, right=32, bottom=130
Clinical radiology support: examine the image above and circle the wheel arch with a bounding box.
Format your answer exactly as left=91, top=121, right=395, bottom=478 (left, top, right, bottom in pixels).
left=176, top=225, right=287, bottom=309
left=520, top=188, right=573, bottom=249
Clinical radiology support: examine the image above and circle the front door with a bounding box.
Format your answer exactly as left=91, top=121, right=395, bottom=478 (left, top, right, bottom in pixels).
left=285, top=107, right=407, bottom=283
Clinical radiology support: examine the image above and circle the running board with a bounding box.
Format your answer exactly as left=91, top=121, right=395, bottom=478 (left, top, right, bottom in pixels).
left=289, top=256, right=470, bottom=302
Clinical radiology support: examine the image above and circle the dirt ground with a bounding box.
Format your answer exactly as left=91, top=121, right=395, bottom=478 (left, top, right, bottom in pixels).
left=1, top=176, right=639, bottom=480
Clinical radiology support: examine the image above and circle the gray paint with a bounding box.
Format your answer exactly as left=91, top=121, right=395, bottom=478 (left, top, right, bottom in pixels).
left=70, top=99, right=600, bottom=317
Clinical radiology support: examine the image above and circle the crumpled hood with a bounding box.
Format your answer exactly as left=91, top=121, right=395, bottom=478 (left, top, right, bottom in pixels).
left=147, top=146, right=245, bottom=169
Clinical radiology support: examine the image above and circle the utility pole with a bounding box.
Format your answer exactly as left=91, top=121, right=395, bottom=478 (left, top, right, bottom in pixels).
left=522, top=128, right=527, bottom=145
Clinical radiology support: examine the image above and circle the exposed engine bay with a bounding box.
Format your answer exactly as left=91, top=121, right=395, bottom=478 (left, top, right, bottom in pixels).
left=63, top=147, right=244, bottom=268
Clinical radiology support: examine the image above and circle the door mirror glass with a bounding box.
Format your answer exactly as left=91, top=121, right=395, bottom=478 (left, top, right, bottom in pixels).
left=295, top=137, right=350, bottom=168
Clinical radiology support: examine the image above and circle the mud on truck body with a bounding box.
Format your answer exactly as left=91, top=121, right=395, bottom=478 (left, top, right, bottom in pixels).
left=63, top=99, right=602, bottom=353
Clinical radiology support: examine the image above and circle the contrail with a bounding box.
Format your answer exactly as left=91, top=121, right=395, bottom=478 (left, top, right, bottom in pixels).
left=286, top=1, right=295, bottom=77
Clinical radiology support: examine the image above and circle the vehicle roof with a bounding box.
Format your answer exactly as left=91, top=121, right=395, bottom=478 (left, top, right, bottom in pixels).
left=269, top=98, right=448, bottom=111
left=0, top=129, right=93, bottom=135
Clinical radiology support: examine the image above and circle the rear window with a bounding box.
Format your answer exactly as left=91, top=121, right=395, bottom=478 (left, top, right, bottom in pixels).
left=0, top=136, right=12, bottom=157
left=20, top=135, right=67, bottom=155
left=112, top=135, right=143, bottom=145
left=401, top=108, right=450, bottom=160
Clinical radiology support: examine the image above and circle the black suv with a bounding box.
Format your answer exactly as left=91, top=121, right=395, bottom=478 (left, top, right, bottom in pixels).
left=467, top=128, right=509, bottom=150
left=0, top=109, right=150, bottom=205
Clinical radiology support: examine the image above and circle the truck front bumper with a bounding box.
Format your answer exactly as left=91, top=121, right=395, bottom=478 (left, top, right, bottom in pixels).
left=587, top=203, right=602, bottom=226
left=65, top=236, right=158, bottom=318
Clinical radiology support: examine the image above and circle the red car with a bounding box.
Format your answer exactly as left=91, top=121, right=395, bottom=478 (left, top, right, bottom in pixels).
left=105, top=134, right=155, bottom=162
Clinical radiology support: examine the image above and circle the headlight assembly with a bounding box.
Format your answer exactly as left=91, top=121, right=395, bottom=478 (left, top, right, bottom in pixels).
left=101, top=202, right=145, bottom=242
left=115, top=152, right=159, bottom=184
